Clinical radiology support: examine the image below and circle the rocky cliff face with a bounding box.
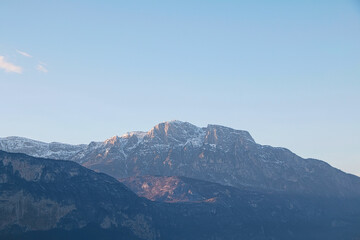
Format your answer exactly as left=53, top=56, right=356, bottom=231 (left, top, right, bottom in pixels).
left=120, top=175, right=257, bottom=203
left=0, top=150, right=158, bottom=240
left=120, top=175, right=209, bottom=203
left=1, top=121, right=360, bottom=197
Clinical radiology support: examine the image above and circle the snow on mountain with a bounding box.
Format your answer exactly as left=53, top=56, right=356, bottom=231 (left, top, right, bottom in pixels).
left=0, top=121, right=254, bottom=162
left=1, top=120, right=360, bottom=197
left=0, top=136, right=87, bottom=160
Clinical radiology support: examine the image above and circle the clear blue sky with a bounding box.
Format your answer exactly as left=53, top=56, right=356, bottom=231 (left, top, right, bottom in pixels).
left=1, top=0, right=359, bottom=175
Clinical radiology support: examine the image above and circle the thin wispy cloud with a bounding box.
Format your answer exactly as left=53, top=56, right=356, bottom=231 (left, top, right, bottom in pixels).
left=0, top=56, right=23, bottom=74
left=36, top=64, right=48, bottom=73
left=16, top=49, right=32, bottom=58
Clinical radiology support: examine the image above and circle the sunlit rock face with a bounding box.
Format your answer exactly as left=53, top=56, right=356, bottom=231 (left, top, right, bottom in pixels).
left=120, top=175, right=254, bottom=203
left=120, top=176, right=207, bottom=203
left=2, top=121, right=360, bottom=197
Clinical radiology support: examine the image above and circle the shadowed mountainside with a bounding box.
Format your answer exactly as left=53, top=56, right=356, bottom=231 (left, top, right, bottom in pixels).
left=1, top=150, right=360, bottom=239
left=0, top=150, right=157, bottom=240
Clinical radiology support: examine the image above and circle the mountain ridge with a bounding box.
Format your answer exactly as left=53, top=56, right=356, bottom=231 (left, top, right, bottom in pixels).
left=1, top=120, right=359, bottom=197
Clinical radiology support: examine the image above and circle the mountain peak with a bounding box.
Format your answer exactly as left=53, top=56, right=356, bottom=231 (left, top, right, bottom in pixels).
left=151, top=120, right=197, bottom=130
left=146, top=120, right=203, bottom=143
left=104, top=135, right=119, bottom=145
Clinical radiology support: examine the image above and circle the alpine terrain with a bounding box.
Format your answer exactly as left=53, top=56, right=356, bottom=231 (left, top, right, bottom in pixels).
left=1, top=121, right=360, bottom=197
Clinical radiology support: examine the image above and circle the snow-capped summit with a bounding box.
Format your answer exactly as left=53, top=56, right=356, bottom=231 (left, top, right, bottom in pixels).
left=145, top=120, right=204, bottom=144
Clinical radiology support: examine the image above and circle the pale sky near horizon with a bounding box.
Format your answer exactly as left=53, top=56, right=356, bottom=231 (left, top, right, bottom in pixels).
left=1, top=1, right=359, bottom=176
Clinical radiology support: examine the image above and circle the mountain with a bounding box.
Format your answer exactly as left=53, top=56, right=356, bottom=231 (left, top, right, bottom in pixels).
left=0, top=136, right=87, bottom=160
left=2, top=150, right=360, bottom=240
left=2, top=121, right=360, bottom=197
left=0, top=150, right=157, bottom=240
